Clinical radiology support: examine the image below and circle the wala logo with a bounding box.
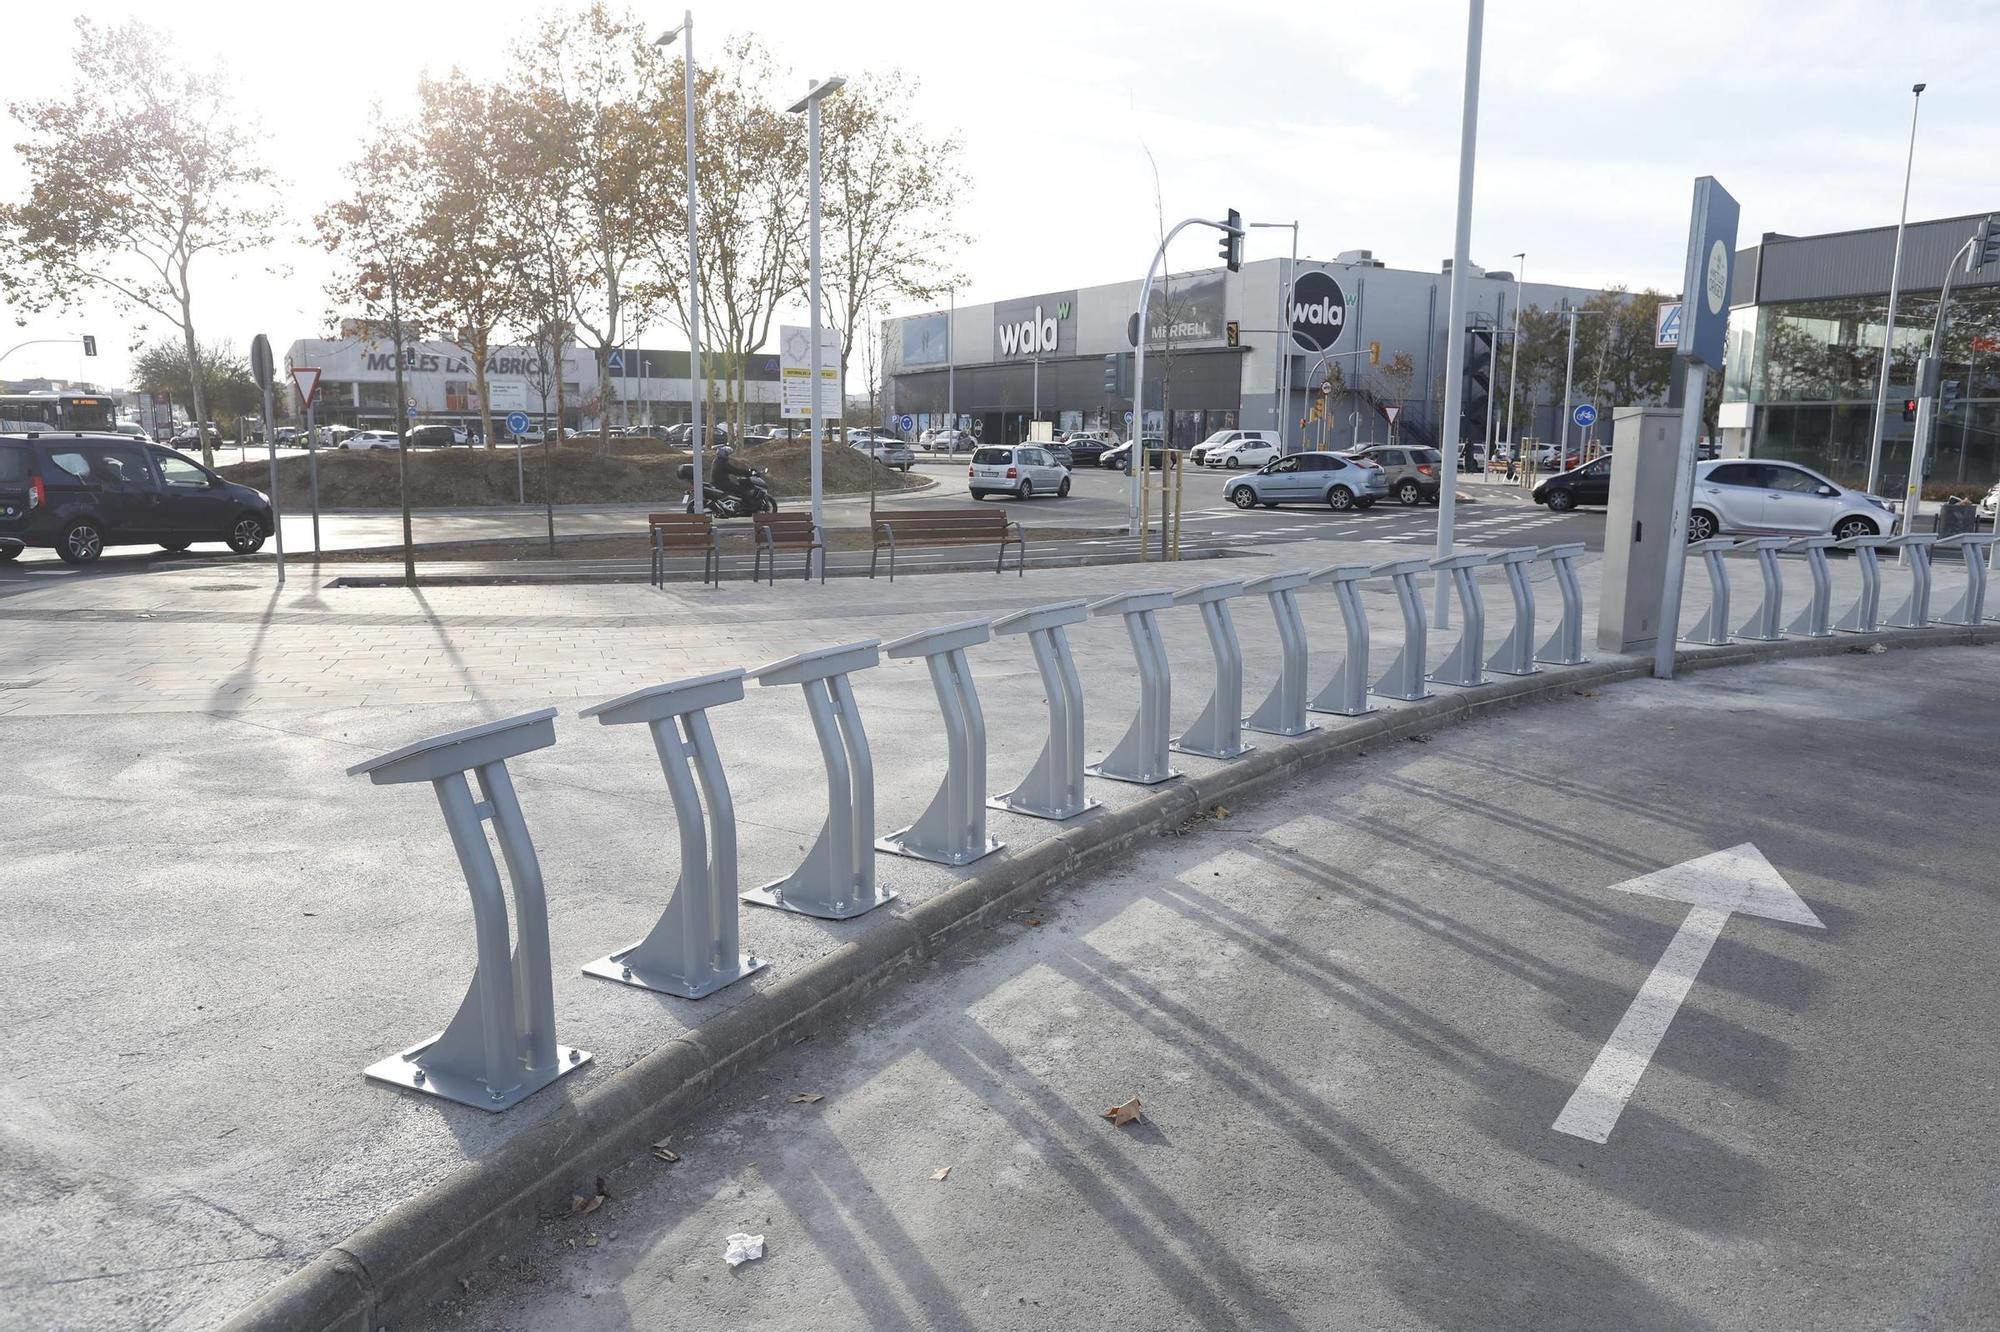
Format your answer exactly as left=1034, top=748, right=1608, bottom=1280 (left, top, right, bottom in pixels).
left=1288, top=271, right=1348, bottom=353
left=997, top=301, right=1072, bottom=357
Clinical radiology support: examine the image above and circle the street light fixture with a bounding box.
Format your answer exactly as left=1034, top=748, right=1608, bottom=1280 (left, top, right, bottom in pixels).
left=788, top=75, right=846, bottom=576
left=655, top=15, right=709, bottom=512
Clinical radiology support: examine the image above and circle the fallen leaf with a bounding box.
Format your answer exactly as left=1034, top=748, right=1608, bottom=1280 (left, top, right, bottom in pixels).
left=458, top=1276, right=473, bottom=1295
left=1026, top=917, right=1042, bottom=927
left=569, top=1193, right=605, bottom=1216
left=1102, top=1096, right=1144, bottom=1127
left=583, top=1234, right=600, bottom=1248
left=787, top=1091, right=824, bottom=1105
left=1213, top=805, right=1230, bottom=819
left=651, top=1145, right=681, bottom=1164
left=930, top=1166, right=951, bottom=1182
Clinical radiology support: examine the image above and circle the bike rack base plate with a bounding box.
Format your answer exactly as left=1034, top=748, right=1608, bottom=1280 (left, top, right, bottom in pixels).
left=1242, top=719, right=1320, bottom=738
left=581, top=946, right=768, bottom=999
left=364, top=1036, right=592, bottom=1113
left=985, top=792, right=1101, bottom=822
left=1169, top=740, right=1255, bottom=760
left=873, top=829, right=1005, bottom=866
left=1084, top=763, right=1182, bottom=786
left=1308, top=702, right=1377, bottom=718
left=740, top=883, right=899, bottom=920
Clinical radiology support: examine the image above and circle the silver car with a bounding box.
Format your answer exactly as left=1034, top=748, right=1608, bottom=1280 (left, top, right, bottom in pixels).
left=1688, top=459, right=1897, bottom=542
left=969, top=444, right=1070, bottom=500
left=1223, top=451, right=1387, bottom=512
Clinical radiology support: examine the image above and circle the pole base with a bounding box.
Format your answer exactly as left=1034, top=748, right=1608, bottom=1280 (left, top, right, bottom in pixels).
left=364, top=1035, right=591, bottom=1113
left=874, top=829, right=1005, bottom=866
left=1533, top=653, right=1589, bottom=666
left=1084, top=763, right=1182, bottom=786
left=1371, top=687, right=1435, bottom=703
left=1426, top=673, right=1487, bottom=690
left=1242, top=719, right=1320, bottom=739
left=741, top=882, right=898, bottom=920
left=1486, top=664, right=1542, bottom=677
left=986, top=792, right=1101, bottom=823
left=1169, top=739, right=1254, bottom=761
left=1308, top=702, right=1377, bottom=718
left=581, top=945, right=767, bottom=1000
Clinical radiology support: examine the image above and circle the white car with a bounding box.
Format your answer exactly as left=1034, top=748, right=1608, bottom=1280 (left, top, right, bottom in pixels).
left=1204, top=437, right=1281, bottom=470
left=928, top=429, right=977, bottom=454
left=1687, top=459, right=1898, bottom=542
left=339, top=430, right=400, bottom=451
left=1190, top=429, right=1278, bottom=467
left=968, top=444, right=1070, bottom=500
left=1979, top=483, right=1999, bottom=520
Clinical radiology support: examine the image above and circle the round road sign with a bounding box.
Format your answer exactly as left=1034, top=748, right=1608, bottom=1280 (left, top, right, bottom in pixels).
left=1572, top=403, right=1598, bottom=429
left=897, top=414, right=914, bottom=432
left=506, top=411, right=531, bottom=435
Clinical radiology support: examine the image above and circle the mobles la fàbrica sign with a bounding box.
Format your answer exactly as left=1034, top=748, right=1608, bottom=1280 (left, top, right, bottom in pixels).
left=359, top=349, right=558, bottom=377
left=993, top=290, right=1078, bottom=359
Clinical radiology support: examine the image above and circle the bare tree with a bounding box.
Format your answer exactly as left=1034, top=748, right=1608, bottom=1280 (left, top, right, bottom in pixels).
left=0, top=18, right=281, bottom=466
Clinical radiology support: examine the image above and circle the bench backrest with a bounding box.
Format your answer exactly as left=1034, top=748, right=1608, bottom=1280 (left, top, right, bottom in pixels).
left=649, top=512, right=713, bottom=544
left=875, top=507, right=1009, bottom=542
left=754, top=513, right=819, bottom=546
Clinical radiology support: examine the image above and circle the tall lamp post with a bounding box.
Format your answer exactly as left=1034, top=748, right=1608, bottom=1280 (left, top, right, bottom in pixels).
left=1558, top=304, right=1601, bottom=459
left=1865, top=82, right=1925, bottom=497
left=1432, top=0, right=1485, bottom=630
left=656, top=15, right=708, bottom=512
left=788, top=75, right=846, bottom=579
left=1497, top=251, right=1524, bottom=474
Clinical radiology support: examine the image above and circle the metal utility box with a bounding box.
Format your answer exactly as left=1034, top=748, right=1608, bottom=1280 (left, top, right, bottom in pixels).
left=1596, top=406, right=1688, bottom=654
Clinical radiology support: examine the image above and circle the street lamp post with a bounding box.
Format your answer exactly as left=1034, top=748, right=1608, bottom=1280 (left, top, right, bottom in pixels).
left=1432, top=0, right=1485, bottom=631
left=1865, top=82, right=1926, bottom=498
left=1557, top=305, right=1601, bottom=458
left=788, top=75, right=847, bottom=578
left=656, top=15, right=709, bottom=512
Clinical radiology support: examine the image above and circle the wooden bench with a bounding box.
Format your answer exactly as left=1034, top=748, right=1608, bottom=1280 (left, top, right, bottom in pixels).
left=649, top=512, right=719, bottom=587
left=753, top=513, right=824, bottom=585
left=870, top=507, right=1026, bottom=582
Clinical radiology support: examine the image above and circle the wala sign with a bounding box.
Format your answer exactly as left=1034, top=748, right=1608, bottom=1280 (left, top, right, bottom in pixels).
left=1288, top=270, right=1348, bottom=353
left=993, top=290, right=1077, bottom=359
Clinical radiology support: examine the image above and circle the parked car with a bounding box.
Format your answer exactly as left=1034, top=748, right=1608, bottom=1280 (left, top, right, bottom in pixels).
left=169, top=424, right=223, bottom=449
left=1064, top=435, right=1113, bottom=468
left=1222, top=452, right=1386, bottom=512
left=1687, top=459, right=1897, bottom=541
left=407, top=424, right=462, bottom=449
left=112, top=420, right=154, bottom=443
left=1531, top=456, right=1612, bottom=512
left=927, top=428, right=977, bottom=454
left=340, top=429, right=401, bottom=451
left=662, top=422, right=729, bottom=447
left=968, top=444, right=1071, bottom=500
left=0, top=432, right=274, bottom=565
left=1101, top=437, right=1173, bottom=473
left=1041, top=441, right=1073, bottom=467
left=852, top=438, right=915, bottom=470
left=1347, top=445, right=1444, bottom=505
left=1190, top=429, right=1279, bottom=468
left=1980, top=483, right=1999, bottom=521
left=847, top=427, right=903, bottom=448
left=1203, top=436, right=1281, bottom=470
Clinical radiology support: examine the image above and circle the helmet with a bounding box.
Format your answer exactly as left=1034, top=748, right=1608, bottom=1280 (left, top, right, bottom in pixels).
left=717, top=444, right=733, bottom=458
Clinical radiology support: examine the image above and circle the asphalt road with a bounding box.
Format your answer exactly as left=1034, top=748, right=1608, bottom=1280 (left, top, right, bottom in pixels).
left=449, top=646, right=2000, bottom=1332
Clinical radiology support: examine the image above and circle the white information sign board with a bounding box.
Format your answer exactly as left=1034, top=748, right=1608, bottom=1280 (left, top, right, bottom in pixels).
left=779, top=324, right=841, bottom=420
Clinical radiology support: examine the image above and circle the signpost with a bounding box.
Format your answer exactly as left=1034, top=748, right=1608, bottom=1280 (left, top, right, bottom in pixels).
left=250, top=334, right=284, bottom=582
left=506, top=410, right=531, bottom=435
left=1572, top=403, right=1597, bottom=429
left=897, top=413, right=914, bottom=434
left=290, top=366, right=322, bottom=558
left=506, top=411, right=531, bottom=505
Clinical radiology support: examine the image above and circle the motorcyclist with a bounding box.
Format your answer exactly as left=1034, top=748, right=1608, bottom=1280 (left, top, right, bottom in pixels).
left=710, top=443, right=755, bottom=503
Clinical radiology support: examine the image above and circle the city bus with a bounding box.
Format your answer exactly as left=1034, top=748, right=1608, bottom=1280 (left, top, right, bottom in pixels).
left=0, top=390, right=119, bottom=435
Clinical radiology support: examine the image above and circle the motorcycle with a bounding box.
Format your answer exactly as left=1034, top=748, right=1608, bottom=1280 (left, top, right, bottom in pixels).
left=677, top=462, right=778, bottom=517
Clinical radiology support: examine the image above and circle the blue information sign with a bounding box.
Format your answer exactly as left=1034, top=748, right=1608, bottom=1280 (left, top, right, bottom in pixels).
left=1677, top=177, right=1740, bottom=370
left=505, top=411, right=531, bottom=435
left=1572, top=403, right=1597, bottom=428
left=406, top=404, right=419, bottom=420
left=897, top=414, right=914, bottom=432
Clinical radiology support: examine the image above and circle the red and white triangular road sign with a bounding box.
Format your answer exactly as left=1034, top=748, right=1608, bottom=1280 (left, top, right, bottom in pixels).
left=290, top=366, right=322, bottom=406
left=1382, top=405, right=1401, bottom=423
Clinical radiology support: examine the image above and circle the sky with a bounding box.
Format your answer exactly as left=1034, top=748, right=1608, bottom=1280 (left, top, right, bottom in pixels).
left=1, top=0, right=1994, bottom=389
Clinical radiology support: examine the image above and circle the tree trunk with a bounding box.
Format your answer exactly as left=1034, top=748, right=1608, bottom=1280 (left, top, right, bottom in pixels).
left=473, top=331, right=495, bottom=450
left=596, top=342, right=612, bottom=454
left=178, top=297, right=212, bottom=468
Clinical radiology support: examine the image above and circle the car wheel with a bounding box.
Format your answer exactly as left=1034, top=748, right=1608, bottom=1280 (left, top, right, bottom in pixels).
left=1833, top=515, right=1879, bottom=541
left=0, top=544, right=21, bottom=562
left=1019, top=479, right=1034, bottom=500
left=1687, top=509, right=1718, bottom=543
left=971, top=490, right=989, bottom=500
left=1231, top=487, right=1258, bottom=510
left=1326, top=486, right=1355, bottom=511
left=58, top=520, right=105, bottom=565
left=226, top=514, right=268, bottom=554
left=1226, top=457, right=1241, bottom=470
left=1545, top=488, right=1577, bottom=512
left=1396, top=480, right=1422, bottom=505
left=1057, top=477, right=1071, bottom=497
left=159, top=540, right=192, bottom=552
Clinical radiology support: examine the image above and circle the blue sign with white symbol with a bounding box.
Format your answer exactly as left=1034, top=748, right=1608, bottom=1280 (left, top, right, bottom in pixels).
left=608, top=348, right=624, bottom=371
left=897, top=414, right=914, bottom=432
left=1572, top=403, right=1597, bottom=428
left=506, top=411, right=531, bottom=435
left=407, top=404, right=419, bottom=420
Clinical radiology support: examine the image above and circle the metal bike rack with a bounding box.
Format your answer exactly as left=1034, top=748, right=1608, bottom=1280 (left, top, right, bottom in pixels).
left=1932, top=532, right=1996, bottom=627
left=742, top=640, right=896, bottom=920
left=987, top=599, right=1100, bottom=821
left=1781, top=536, right=1838, bottom=639
left=346, top=709, right=590, bottom=1111
left=1169, top=579, right=1252, bottom=761
left=1370, top=558, right=1433, bottom=702
left=1833, top=535, right=1891, bottom=633
left=1484, top=548, right=1540, bottom=676
left=1242, top=569, right=1321, bottom=737
left=1881, top=533, right=1937, bottom=629
left=876, top=619, right=1004, bottom=866
left=576, top=670, right=766, bottom=999
left=1427, top=552, right=1491, bottom=688
left=1086, top=588, right=1182, bottom=785
left=1308, top=564, right=1376, bottom=717
left=1683, top=538, right=1739, bottom=646
left=1534, top=543, right=1589, bottom=666
left=1732, top=536, right=1789, bottom=642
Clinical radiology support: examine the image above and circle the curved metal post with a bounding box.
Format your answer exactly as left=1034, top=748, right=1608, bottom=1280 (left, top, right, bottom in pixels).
left=1371, top=558, right=1433, bottom=702
left=1484, top=548, right=1540, bottom=676
left=1733, top=536, right=1787, bottom=641
left=743, top=640, right=894, bottom=920
left=1170, top=579, right=1251, bottom=760
left=577, top=670, right=765, bottom=999
left=1308, top=563, right=1376, bottom=716
left=1782, top=536, right=1838, bottom=638
left=1882, top=533, right=1936, bottom=629
left=1834, top=535, right=1890, bottom=633
left=1933, top=533, right=1995, bottom=627
left=1427, top=552, right=1490, bottom=688
left=1534, top=543, right=1589, bottom=666
left=876, top=619, right=1003, bottom=865
left=1243, top=569, right=1320, bottom=736
left=347, top=708, right=590, bottom=1112
left=989, top=600, right=1098, bottom=821
left=1087, top=588, right=1181, bottom=785
left=1683, top=538, right=1738, bottom=646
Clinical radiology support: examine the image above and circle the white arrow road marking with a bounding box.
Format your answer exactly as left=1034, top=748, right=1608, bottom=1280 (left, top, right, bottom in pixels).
left=1552, top=843, right=1824, bottom=1144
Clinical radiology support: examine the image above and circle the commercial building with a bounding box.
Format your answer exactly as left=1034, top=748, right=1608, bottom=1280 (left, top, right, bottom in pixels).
left=282, top=330, right=785, bottom=432
left=879, top=256, right=1611, bottom=453
left=1722, top=210, right=2000, bottom=489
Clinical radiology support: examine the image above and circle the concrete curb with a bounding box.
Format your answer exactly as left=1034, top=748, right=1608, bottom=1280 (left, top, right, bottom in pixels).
left=219, top=622, right=2000, bottom=1332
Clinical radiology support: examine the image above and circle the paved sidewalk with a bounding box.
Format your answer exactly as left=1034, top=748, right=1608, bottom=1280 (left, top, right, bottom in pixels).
left=0, top=533, right=1982, bottom=1331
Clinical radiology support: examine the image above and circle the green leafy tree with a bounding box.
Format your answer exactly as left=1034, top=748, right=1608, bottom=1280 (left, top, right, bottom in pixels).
left=131, top=336, right=259, bottom=428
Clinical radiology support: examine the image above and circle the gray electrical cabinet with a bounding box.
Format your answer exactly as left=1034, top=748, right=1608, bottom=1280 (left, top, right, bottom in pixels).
left=1596, top=406, right=1689, bottom=654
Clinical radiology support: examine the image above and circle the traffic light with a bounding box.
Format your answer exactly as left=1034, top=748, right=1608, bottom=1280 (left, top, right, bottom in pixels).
left=81, top=335, right=97, bottom=357
left=1902, top=399, right=1918, bottom=423
left=1102, top=353, right=1124, bottom=397
left=1977, top=214, right=2000, bottom=271
left=1369, top=340, right=1381, bottom=366
left=1225, top=321, right=1240, bottom=348
left=1942, top=379, right=1961, bottom=413
left=1219, top=208, right=1243, bottom=273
